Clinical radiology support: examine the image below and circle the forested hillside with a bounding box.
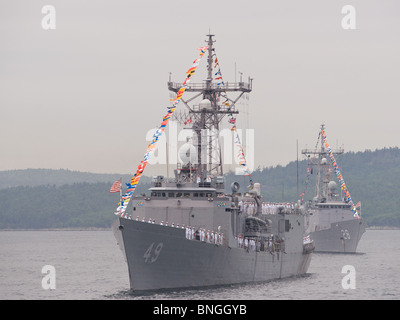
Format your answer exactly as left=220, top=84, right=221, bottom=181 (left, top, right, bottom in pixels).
left=0, top=147, right=399, bottom=228
left=0, top=169, right=139, bottom=190
left=0, top=181, right=151, bottom=229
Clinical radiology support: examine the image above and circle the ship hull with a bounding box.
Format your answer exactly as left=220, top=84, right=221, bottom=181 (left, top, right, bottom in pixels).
left=310, top=218, right=366, bottom=253
left=112, top=217, right=312, bottom=291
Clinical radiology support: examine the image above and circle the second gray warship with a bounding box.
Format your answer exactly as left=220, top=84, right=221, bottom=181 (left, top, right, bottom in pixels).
left=112, top=35, right=313, bottom=291
left=301, top=125, right=366, bottom=253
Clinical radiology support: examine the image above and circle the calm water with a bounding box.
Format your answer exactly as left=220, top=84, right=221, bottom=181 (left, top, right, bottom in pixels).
left=0, top=229, right=399, bottom=300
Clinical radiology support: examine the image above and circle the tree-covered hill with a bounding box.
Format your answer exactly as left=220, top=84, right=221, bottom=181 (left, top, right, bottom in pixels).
left=0, top=183, right=114, bottom=229
left=0, top=181, right=151, bottom=229
left=0, top=168, right=143, bottom=190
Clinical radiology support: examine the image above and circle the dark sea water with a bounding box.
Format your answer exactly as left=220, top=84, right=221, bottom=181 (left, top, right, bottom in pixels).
left=1, top=229, right=399, bottom=300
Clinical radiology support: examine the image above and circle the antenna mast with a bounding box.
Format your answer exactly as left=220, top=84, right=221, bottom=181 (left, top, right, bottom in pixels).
left=167, top=34, right=252, bottom=181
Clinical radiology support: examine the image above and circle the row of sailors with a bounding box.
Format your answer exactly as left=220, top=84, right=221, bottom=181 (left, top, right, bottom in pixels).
left=136, top=216, right=188, bottom=229
left=197, top=228, right=224, bottom=246
left=236, top=234, right=282, bottom=253
left=238, top=201, right=297, bottom=215
left=135, top=216, right=224, bottom=245
left=261, top=202, right=296, bottom=215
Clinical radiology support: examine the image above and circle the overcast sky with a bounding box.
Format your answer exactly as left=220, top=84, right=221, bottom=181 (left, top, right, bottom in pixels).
left=1, top=0, right=399, bottom=176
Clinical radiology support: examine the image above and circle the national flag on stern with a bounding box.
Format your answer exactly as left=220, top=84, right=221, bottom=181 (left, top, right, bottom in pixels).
left=109, top=179, right=121, bottom=193
left=356, top=201, right=361, bottom=209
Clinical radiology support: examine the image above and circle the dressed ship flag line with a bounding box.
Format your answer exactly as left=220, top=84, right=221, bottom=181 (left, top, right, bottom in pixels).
left=113, top=46, right=209, bottom=216
left=300, top=126, right=359, bottom=219
left=212, top=50, right=252, bottom=179
left=321, top=128, right=359, bottom=219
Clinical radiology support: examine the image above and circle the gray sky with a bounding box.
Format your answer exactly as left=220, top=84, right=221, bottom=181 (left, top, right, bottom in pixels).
left=1, top=0, right=399, bottom=175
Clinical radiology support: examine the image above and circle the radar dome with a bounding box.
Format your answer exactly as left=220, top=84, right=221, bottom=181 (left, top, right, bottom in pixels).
left=328, top=181, right=338, bottom=193
left=253, top=183, right=261, bottom=196
left=199, top=99, right=212, bottom=110
left=178, top=143, right=197, bottom=165
left=321, top=158, right=328, bottom=165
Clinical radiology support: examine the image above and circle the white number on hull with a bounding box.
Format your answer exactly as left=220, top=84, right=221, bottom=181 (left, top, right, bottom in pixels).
left=341, top=229, right=351, bottom=240
left=144, top=242, right=164, bottom=263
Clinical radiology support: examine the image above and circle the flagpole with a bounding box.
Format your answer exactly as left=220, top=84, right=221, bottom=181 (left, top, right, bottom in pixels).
left=296, top=139, right=299, bottom=199
left=166, top=140, right=170, bottom=182
left=119, top=177, right=122, bottom=216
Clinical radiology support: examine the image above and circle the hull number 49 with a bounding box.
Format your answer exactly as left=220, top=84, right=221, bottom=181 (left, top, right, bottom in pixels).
left=144, top=242, right=163, bottom=263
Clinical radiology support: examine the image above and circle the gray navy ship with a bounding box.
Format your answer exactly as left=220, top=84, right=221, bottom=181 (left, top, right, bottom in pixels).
left=112, top=35, right=313, bottom=291
left=302, top=125, right=366, bottom=253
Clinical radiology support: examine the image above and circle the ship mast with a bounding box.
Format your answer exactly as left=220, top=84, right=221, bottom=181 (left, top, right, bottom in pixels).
left=168, top=34, right=252, bottom=182
left=302, top=124, right=344, bottom=202
left=316, top=124, right=326, bottom=201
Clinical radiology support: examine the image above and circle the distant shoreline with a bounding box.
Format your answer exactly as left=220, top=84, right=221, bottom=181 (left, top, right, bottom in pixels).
left=366, top=226, right=400, bottom=230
